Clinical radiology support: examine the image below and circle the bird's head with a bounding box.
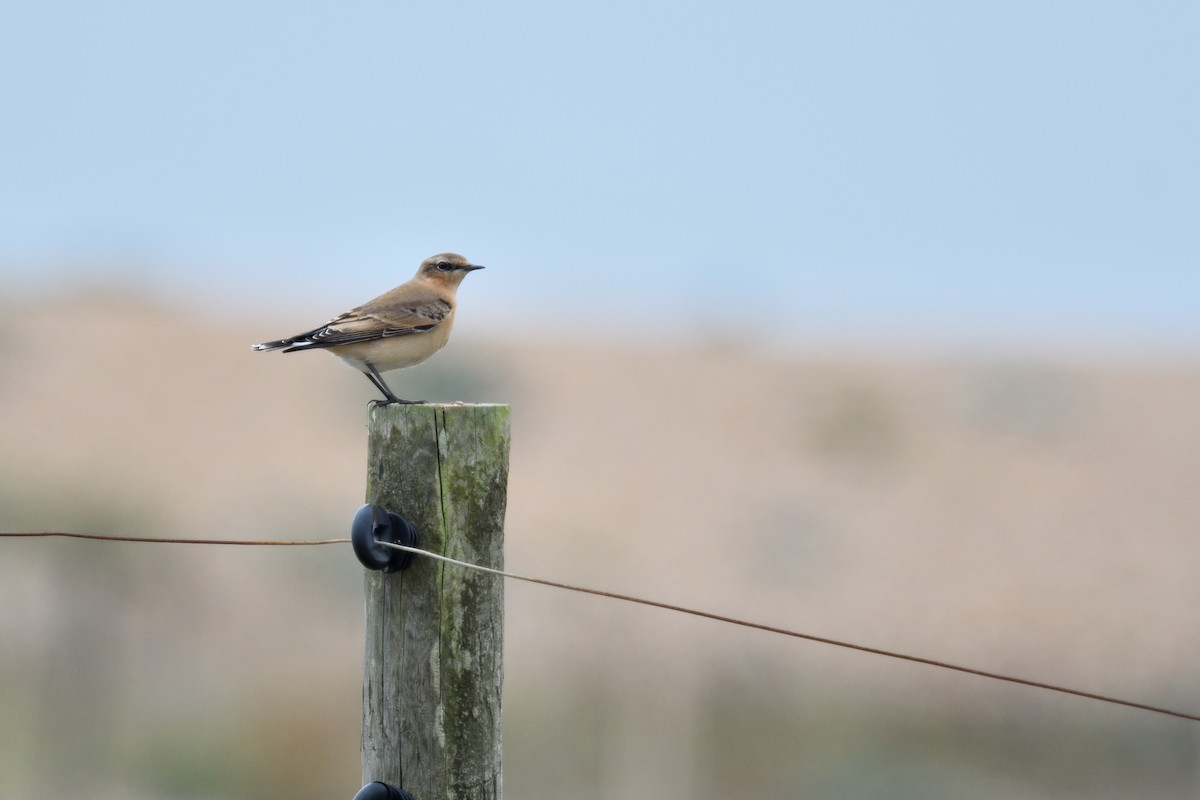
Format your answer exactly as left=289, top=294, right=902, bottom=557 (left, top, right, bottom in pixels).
left=416, top=253, right=485, bottom=286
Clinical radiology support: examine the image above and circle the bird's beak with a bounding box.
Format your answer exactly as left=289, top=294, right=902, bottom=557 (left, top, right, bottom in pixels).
left=463, top=264, right=485, bottom=271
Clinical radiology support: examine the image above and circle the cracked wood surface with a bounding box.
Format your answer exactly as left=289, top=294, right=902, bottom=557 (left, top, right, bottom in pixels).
left=363, top=403, right=509, bottom=800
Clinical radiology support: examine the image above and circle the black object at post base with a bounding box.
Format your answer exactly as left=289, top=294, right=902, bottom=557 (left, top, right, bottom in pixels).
left=352, top=781, right=414, bottom=800
left=351, top=503, right=419, bottom=572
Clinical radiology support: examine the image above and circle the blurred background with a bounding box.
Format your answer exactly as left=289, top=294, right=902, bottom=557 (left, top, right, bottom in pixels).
left=1, top=1, right=1198, bottom=798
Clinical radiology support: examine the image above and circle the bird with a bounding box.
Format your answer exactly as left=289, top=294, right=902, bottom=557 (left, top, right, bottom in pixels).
left=252, top=253, right=484, bottom=404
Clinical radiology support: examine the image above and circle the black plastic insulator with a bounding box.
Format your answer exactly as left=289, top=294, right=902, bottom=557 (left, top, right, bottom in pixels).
left=352, top=781, right=414, bottom=800
left=351, top=503, right=419, bottom=572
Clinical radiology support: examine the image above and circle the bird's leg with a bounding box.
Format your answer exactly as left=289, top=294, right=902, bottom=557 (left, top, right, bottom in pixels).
left=363, top=364, right=424, bottom=405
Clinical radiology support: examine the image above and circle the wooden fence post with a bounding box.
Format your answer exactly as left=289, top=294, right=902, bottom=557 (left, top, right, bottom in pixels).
left=362, top=403, right=510, bottom=799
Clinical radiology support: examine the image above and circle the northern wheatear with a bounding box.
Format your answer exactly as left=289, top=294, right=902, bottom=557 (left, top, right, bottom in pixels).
left=252, top=253, right=484, bottom=404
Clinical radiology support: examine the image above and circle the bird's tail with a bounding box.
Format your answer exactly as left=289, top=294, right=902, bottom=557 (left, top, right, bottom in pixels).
left=251, top=337, right=298, bottom=352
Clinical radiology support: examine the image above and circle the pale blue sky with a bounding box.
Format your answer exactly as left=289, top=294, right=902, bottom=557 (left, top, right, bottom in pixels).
left=2, top=1, right=1197, bottom=354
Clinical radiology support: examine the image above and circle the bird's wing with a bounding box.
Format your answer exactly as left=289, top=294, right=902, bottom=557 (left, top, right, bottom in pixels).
left=280, top=294, right=452, bottom=351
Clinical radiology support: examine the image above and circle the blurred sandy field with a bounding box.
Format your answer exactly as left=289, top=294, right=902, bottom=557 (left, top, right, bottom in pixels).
left=1, top=287, right=1197, bottom=799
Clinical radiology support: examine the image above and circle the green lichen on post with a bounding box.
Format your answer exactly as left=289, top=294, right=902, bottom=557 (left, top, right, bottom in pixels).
left=362, top=403, right=509, bottom=800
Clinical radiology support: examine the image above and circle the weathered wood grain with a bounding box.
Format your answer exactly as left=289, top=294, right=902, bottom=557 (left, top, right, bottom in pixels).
left=363, top=403, right=509, bottom=800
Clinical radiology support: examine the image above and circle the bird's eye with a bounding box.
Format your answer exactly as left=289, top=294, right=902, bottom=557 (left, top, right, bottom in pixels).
left=436, top=260, right=452, bottom=271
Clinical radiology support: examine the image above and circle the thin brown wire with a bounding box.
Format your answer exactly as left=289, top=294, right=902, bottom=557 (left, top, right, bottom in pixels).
left=0, top=531, right=349, bottom=546
left=375, top=541, right=1200, bottom=723
left=3, top=530, right=1197, bottom=723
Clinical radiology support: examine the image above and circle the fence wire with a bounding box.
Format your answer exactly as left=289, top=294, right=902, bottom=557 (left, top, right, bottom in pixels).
left=2, top=529, right=1197, bottom=723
